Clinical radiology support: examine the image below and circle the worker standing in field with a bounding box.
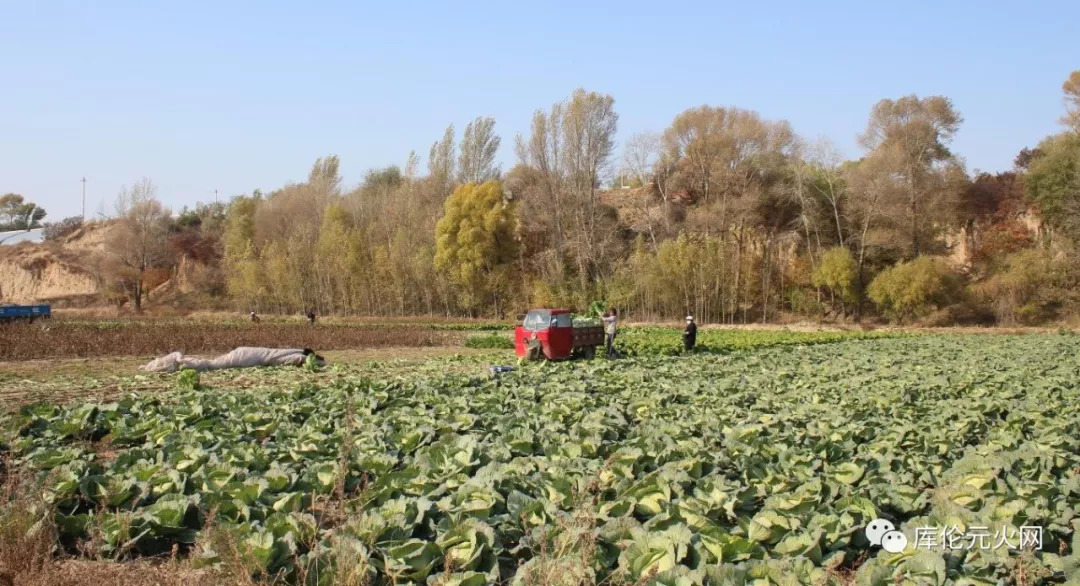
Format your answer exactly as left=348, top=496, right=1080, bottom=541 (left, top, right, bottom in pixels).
left=306, top=310, right=316, bottom=326
left=683, top=315, right=697, bottom=352
left=250, top=311, right=260, bottom=323
left=602, top=308, right=619, bottom=358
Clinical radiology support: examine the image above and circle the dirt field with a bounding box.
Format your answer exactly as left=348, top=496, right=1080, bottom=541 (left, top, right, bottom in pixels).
left=0, top=347, right=510, bottom=408
left=0, top=320, right=475, bottom=361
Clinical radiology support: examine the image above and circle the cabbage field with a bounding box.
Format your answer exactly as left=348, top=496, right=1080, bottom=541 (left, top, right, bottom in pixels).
left=4, top=334, right=1080, bottom=585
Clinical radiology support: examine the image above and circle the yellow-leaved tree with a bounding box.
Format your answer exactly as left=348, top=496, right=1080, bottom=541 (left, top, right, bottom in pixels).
left=812, top=247, right=859, bottom=315
left=434, top=181, right=519, bottom=317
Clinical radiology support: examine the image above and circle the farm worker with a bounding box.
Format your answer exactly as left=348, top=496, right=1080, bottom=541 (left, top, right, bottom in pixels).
left=306, top=310, right=316, bottom=325
left=683, top=315, right=697, bottom=351
left=250, top=311, right=260, bottom=323
left=602, top=308, right=619, bottom=358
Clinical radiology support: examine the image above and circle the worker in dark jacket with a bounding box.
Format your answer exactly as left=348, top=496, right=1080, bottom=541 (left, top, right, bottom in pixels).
left=682, top=315, right=697, bottom=352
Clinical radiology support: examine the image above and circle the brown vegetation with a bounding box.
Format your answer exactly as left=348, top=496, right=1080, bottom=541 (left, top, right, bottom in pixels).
left=0, top=468, right=255, bottom=585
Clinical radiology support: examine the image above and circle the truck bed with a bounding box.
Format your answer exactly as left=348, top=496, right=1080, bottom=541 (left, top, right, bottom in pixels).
left=0, top=304, right=51, bottom=323
left=572, top=325, right=604, bottom=347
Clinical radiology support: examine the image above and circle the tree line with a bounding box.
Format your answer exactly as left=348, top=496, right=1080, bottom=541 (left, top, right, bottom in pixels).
left=74, top=69, right=1080, bottom=324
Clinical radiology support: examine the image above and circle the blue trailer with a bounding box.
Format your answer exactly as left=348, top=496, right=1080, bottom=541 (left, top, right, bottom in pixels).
left=0, top=304, right=51, bottom=323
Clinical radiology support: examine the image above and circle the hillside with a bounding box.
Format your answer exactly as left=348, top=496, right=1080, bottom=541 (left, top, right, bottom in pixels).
left=0, top=223, right=112, bottom=305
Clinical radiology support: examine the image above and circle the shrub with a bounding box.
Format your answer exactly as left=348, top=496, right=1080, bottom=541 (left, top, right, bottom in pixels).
left=972, top=248, right=1079, bottom=325
left=868, top=256, right=961, bottom=323
left=787, top=288, right=826, bottom=317
left=464, top=333, right=514, bottom=349
left=812, top=247, right=858, bottom=312
left=42, top=216, right=83, bottom=241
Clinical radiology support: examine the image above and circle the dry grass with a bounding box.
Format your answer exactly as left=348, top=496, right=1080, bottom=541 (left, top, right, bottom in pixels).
left=2, top=559, right=217, bottom=586
left=0, top=454, right=216, bottom=586
left=0, top=467, right=56, bottom=586
left=1, top=463, right=326, bottom=586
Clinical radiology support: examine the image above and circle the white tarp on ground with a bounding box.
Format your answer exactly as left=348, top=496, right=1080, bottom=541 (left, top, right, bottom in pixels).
left=0, top=229, right=45, bottom=246
left=139, top=347, right=324, bottom=373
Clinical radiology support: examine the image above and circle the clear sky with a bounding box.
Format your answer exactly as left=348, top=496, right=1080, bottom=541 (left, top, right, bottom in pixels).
left=2, top=0, right=1077, bottom=220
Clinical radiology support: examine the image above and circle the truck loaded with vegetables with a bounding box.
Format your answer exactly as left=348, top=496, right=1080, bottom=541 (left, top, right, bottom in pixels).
left=513, top=308, right=604, bottom=360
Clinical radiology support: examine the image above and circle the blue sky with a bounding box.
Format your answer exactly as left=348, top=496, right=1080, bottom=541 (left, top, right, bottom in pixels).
left=1, top=0, right=1077, bottom=219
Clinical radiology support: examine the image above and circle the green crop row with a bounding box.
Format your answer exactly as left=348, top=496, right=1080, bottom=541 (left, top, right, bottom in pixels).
left=616, top=327, right=903, bottom=356
left=463, top=333, right=515, bottom=349
left=5, top=334, right=1078, bottom=584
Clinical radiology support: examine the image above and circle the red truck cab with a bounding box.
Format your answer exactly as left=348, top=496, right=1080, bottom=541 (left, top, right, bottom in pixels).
left=514, top=308, right=604, bottom=360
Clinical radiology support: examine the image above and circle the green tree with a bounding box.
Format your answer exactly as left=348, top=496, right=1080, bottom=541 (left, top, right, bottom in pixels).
left=226, top=239, right=263, bottom=309
left=0, top=193, right=46, bottom=230
left=812, top=247, right=858, bottom=314
left=1025, top=133, right=1080, bottom=243
left=261, top=240, right=294, bottom=312
left=434, top=181, right=519, bottom=316
left=223, top=196, right=258, bottom=259
left=868, top=256, right=959, bottom=323
left=315, top=204, right=355, bottom=314
left=223, top=195, right=261, bottom=308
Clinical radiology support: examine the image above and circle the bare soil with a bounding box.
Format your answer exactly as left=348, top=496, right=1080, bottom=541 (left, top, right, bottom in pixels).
left=0, top=321, right=465, bottom=361
left=0, top=347, right=505, bottom=408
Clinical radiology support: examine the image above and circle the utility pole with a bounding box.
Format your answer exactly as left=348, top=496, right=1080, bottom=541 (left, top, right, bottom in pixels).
left=214, top=189, right=218, bottom=203
left=81, top=177, right=87, bottom=220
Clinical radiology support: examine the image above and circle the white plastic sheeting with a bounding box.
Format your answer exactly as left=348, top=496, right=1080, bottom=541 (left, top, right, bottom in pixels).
left=139, top=347, right=324, bottom=373
left=0, top=229, right=45, bottom=246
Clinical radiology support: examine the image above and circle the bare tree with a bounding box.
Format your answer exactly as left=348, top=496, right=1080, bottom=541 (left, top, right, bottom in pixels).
left=561, top=88, right=619, bottom=289
left=513, top=89, right=620, bottom=296
left=845, top=149, right=903, bottom=320
left=458, top=116, right=502, bottom=184
left=806, top=138, right=849, bottom=247
left=623, top=131, right=664, bottom=248
left=663, top=106, right=726, bottom=205
left=108, top=178, right=171, bottom=311
left=858, top=95, right=962, bottom=257
left=428, top=125, right=456, bottom=197
left=623, top=131, right=661, bottom=187
left=516, top=104, right=566, bottom=260
left=663, top=106, right=794, bottom=236
left=308, top=155, right=343, bottom=201
left=787, top=140, right=825, bottom=278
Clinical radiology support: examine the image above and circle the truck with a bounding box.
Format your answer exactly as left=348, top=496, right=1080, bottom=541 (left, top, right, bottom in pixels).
left=0, top=304, right=51, bottom=324
left=514, top=308, right=604, bottom=360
